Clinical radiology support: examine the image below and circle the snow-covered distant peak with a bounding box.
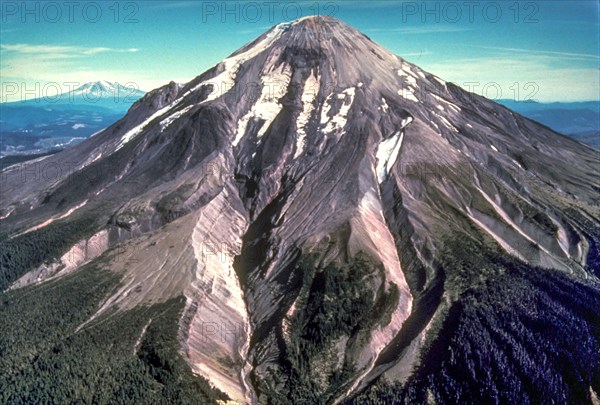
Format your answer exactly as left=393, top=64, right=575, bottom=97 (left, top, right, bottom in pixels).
left=69, top=81, right=145, bottom=97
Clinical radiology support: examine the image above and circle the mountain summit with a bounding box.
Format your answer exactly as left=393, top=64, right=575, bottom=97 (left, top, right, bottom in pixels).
left=68, top=80, right=145, bottom=98
left=60, top=80, right=146, bottom=111
left=1, top=17, right=599, bottom=405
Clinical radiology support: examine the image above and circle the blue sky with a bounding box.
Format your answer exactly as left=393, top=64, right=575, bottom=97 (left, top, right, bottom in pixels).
left=1, top=0, right=598, bottom=102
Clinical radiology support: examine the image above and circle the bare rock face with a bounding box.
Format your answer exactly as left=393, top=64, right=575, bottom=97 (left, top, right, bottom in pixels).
left=1, top=16, right=599, bottom=404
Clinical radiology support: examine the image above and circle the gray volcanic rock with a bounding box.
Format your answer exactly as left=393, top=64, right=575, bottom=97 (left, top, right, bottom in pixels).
left=1, top=16, right=599, bottom=404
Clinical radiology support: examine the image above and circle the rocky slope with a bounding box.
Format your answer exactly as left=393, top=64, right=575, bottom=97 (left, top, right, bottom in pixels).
left=1, top=16, right=599, bottom=404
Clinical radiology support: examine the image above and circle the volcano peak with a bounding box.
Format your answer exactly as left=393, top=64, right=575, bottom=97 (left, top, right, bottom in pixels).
left=2, top=16, right=598, bottom=405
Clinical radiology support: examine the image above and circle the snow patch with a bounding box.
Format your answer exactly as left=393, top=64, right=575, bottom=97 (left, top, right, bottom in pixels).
left=375, top=117, right=413, bottom=183
left=116, top=86, right=201, bottom=150
left=376, top=132, right=404, bottom=183
left=398, top=64, right=419, bottom=79
left=191, top=23, right=285, bottom=103
left=116, top=103, right=175, bottom=150
left=433, top=76, right=447, bottom=88
left=294, top=72, right=320, bottom=159
left=233, top=63, right=292, bottom=146
left=321, top=87, right=356, bottom=134
left=380, top=98, right=389, bottom=113
left=434, top=113, right=458, bottom=132
left=398, top=87, right=419, bottom=103
left=293, top=15, right=317, bottom=24
left=320, top=94, right=333, bottom=125
left=491, top=144, right=498, bottom=152
left=431, top=94, right=461, bottom=112
left=160, top=105, right=194, bottom=131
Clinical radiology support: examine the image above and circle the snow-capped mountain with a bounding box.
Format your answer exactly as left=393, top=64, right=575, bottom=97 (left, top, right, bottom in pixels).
left=71, top=80, right=124, bottom=95
left=3, top=80, right=145, bottom=113
left=56, top=80, right=146, bottom=111
left=67, top=80, right=145, bottom=100
left=0, top=81, right=146, bottom=157
left=1, top=16, right=598, bottom=405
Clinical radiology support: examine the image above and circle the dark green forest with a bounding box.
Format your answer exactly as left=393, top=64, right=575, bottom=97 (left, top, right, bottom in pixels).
left=0, top=217, right=99, bottom=291
left=0, top=265, right=226, bottom=404
left=346, top=238, right=600, bottom=405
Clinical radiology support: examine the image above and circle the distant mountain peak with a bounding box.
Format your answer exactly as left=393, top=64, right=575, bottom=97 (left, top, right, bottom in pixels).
left=69, top=81, right=144, bottom=97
